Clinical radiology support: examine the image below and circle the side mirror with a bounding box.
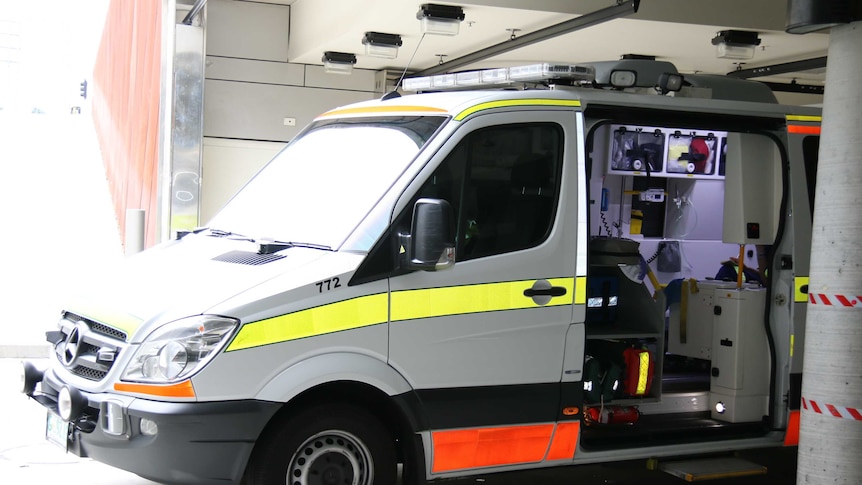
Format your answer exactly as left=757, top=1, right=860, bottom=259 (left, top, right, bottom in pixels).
left=403, top=198, right=455, bottom=271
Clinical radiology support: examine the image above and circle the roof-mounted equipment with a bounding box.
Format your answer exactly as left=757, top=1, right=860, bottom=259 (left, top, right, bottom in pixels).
left=587, top=59, right=684, bottom=94
left=402, top=63, right=596, bottom=92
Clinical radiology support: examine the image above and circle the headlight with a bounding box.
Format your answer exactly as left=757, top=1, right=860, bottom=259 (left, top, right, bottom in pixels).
left=121, top=315, right=238, bottom=384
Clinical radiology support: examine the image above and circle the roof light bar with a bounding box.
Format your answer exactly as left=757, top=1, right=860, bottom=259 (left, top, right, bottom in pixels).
left=402, top=63, right=595, bottom=92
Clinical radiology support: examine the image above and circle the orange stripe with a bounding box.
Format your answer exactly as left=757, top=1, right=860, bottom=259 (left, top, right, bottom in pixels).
left=432, top=424, right=554, bottom=473
left=546, top=422, right=579, bottom=460
left=319, top=105, right=449, bottom=118
left=787, top=125, right=821, bottom=135
left=114, top=380, right=196, bottom=398
left=784, top=410, right=800, bottom=446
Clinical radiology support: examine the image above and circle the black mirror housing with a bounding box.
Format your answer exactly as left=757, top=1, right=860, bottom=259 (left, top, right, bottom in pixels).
left=404, top=198, right=455, bottom=271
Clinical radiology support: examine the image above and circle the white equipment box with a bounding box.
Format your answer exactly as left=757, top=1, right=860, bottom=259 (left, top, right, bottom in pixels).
left=709, top=287, right=770, bottom=423
left=667, top=280, right=736, bottom=360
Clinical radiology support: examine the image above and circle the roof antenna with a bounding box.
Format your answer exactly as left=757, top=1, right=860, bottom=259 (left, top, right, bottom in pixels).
left=381, top=32, right=427, bottom=101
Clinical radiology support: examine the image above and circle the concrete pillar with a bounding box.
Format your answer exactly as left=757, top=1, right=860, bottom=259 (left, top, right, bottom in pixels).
left=797, top=21, right=862, bottom=485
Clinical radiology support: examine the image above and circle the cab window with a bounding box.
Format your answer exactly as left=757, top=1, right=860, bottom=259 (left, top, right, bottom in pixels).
left=418, top=122, right=563, bottom=260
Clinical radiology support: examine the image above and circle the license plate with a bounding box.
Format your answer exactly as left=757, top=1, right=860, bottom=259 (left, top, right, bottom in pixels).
left=45, top=411, right=69, bottom=451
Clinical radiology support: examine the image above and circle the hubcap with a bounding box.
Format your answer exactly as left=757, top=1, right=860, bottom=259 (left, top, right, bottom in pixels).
left=287, top=430, right=373, bottom=485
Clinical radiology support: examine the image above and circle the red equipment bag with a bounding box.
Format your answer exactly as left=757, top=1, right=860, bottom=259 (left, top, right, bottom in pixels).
left=622, top=347, right=655, bottom=397
left=584, top=405, right=640, bottom=425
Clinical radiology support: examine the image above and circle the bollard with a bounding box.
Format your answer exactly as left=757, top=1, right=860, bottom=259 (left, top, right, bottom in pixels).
left=125, top=209, right=145, bottom=256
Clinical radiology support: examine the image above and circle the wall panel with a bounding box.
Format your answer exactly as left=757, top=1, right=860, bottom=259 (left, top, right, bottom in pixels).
left=206, top=0, right=290, bottom=61
left=203, top=79, right=375, bottom=142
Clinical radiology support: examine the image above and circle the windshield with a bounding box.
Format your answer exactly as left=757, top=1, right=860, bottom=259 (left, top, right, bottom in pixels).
left=208, top=115, right=447, bottom=250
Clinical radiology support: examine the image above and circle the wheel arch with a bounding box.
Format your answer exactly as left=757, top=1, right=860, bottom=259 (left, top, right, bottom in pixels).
left=255, top=352, right=412, bottom=402
left=250, top=353, right=428, bottom=484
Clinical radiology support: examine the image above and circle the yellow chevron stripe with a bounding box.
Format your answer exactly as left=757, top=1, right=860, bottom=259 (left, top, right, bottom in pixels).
left=455, top=99, right=581, bottom=121
left=69, top=302, right=144, bottom=340
left=795, top=276, right=810, bottom=303
left=391, top=277, right=576, bottom=321
left=318, top=105, right=449, bottom=118
left=226, top=293, right=388, bottom=351
left=785, top=115, right=821, bottom=122
left=227, top=276, right=585, bottom=351
left=575, top=276, right=586, bottom=305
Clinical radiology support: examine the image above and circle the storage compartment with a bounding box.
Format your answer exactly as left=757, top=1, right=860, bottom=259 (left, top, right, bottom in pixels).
left=709, top=288, right=770, bottom=423
left=585, top=237, right=665, bottom=406
left=667, top=279, right=737, bottom=360
left=609, top=125, right=665, bottom=174
left=606, top=124, right=726, bottom=180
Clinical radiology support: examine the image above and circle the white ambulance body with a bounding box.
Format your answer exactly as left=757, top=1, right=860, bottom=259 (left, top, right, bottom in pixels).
left=21, top=60, right=819, bottom=484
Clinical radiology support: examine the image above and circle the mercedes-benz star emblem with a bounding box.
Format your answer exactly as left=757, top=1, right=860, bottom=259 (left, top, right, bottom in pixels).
left=61, top=323, right=89, bottom=367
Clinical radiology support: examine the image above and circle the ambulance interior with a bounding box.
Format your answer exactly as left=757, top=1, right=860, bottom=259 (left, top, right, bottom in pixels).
left=582, top=120, right=781, bottom=448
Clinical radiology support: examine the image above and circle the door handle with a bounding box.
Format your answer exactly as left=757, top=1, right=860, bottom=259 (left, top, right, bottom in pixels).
left=524, top=279, right=568, bottom=306
left=523, top=287, right=567, bottom=298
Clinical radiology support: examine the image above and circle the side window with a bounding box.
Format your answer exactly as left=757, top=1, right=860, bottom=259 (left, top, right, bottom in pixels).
left=417, top=122, right=563, bottom=261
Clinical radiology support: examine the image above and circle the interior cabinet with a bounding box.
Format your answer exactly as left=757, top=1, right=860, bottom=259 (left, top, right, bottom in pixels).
left=584, top=238, right=666, bottom=404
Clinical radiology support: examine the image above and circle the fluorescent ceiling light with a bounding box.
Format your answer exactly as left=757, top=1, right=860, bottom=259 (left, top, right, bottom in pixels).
left=362, top=32, right=402, bottom=59
left=711, top=30, right=760, bottom=60
left=416, top=3, right=465, bottom=36
left=322, top=51, right=356, bottom=75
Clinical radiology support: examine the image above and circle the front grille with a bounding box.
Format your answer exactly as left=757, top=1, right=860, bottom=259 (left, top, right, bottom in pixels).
left=71, top=365, right=108, bottom=381
left=80, top=342, right=100, bottom=355
left=54, top=312, right=126, bottom=382
left=90, top=322, right=127, bottom=341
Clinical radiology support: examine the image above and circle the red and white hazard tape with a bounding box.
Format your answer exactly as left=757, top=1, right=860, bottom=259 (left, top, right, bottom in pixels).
left=802, top=397, right=862, bottom=420
left=808, top=293, right=862, bottom=307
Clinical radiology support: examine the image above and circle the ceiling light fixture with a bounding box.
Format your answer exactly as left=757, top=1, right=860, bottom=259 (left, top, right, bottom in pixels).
left=362, top=32, right=403, bottom=59
left=711, top=30, right=761, bottom=60
left=322, top=51, right=357, bottom=75
left=416, top=3, right=465, bottom=36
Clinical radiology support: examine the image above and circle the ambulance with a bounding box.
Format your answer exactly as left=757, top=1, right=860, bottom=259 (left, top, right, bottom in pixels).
left=20, top=59, right=820, bottom=484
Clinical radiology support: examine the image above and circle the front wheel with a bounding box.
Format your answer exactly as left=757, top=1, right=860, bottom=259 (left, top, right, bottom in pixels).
left=244, top=403, right=397, bottom=485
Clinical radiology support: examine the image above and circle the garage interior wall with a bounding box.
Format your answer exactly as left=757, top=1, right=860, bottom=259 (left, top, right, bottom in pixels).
left=91, top=0, right=162, bottom=249
left=200, top=0, right=380, bottom=223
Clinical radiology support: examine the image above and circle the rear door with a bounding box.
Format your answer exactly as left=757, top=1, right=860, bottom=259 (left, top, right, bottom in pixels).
left=387, top=108, right=583, bottom=474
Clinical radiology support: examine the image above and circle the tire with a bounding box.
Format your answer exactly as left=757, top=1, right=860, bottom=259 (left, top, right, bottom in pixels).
left=244, top=403, right=397, bottom=485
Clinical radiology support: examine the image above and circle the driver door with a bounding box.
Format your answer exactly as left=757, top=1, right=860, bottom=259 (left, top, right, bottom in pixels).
left=388, top=109, right=582, bottom=474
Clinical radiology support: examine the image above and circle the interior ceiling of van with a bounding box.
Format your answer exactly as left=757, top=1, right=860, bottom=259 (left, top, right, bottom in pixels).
left=199, top=0, right=831, bottom=88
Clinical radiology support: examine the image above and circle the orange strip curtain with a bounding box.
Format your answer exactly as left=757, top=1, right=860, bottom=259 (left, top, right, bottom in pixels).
left=92, top=0, right=162, bottom=249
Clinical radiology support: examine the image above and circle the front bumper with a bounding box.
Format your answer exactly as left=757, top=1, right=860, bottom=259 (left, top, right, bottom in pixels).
left=28, top=367, right=281, bottom=485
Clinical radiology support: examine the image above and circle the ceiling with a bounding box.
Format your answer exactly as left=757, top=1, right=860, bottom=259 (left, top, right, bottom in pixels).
left=245, top=0, right=831, bottom=90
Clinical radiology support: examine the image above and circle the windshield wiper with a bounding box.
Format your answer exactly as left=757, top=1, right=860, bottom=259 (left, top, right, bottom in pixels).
left=258, top=240, right=333, bottom=255
left=176, top=227, right=209, bottom=240
left=205, top=228, right=255, bottom=242
left=182, top=229, right=330, bottom=254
